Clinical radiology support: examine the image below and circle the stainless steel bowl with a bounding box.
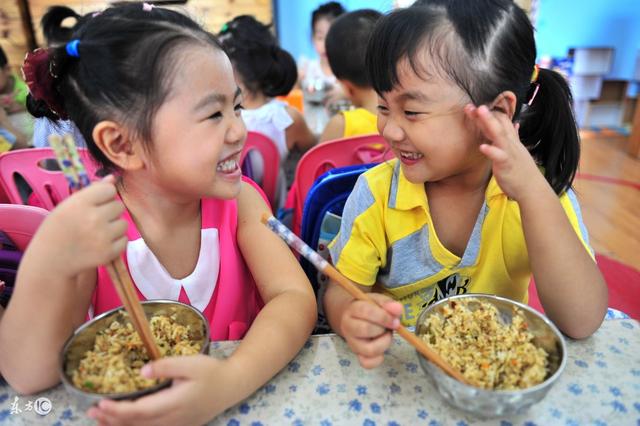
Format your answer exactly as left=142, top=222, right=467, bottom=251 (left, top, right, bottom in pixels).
left=60, top=300, right=210, bottom=409
left=414, top=294, right=566, bottom=418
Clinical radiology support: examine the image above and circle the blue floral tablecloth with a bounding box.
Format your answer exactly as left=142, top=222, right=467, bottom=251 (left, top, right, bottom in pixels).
left=1, top=316, right=638, bottom=425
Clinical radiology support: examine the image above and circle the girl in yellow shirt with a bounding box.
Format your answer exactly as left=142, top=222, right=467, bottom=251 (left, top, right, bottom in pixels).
left=325, top=0, right=607, bottom=369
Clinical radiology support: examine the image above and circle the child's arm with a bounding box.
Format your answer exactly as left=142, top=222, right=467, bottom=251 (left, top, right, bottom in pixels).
left=232, top=180, right=317, bottom=391
left=285, top=105, right=316, bottom=152
left=467, top=105, right=607, bottom=339
left=319, top=113, right=345, bottom=143
left=324, top=279, right=402, bottom=368
left=88, top=182, right=317, bottom=425
left=0, top=177, right=127, bottom=393
left=517, top=180, right=607, bottom=337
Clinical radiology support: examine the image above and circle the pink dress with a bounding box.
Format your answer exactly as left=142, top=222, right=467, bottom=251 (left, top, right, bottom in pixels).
left=91, top=178, right=264, bottom=341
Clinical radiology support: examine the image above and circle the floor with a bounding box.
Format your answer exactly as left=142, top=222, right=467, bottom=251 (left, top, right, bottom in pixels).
left=574, top=133, right=640, bottom=269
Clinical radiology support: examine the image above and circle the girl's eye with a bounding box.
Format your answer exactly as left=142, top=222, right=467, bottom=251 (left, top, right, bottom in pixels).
left=207, top=111, right=222, bottom=120
left=404, top=110, right=421, bottom=117
left=234, top=103, right=244, bottom=114
left=377, top=105, right=389, bottom=114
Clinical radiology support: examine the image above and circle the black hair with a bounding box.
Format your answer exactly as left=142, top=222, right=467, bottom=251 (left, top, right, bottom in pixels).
left=325, top=9, right=381, bottom=88
left=0, top=45, right=7, bottom=67
left=37, top=3, right=223, bottom=173
left=26, top=6, right=88, bottom=121
left=218, top=15, right=297, bottom=98
left=367, top=0, right=580, bottom=194
left=41, top=6, right=89, bottom=46
left=311, top=2, right=346, bottom=33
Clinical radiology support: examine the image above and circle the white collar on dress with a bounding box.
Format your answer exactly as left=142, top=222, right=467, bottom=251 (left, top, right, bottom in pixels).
left=126, top=228, right=219, bottom=312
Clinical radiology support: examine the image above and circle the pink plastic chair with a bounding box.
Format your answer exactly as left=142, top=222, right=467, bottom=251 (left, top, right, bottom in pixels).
left=0, top=148, right=100, bottom=211
left=287, top=134, right=394, bottom=235
left=0, top=204, right=48, bottom=251
left=240, top=131, right=280, bottom=208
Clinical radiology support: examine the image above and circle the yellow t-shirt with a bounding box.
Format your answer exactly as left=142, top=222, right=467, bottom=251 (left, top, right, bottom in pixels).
left=328, top=160, right=594, bottom=326
left=341, top=108, right=377, bottom=138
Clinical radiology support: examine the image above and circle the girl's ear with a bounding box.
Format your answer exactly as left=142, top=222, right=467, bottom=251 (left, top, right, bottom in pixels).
left=92, top=121, right=144, bottom=171
left=490, top=91, right=518, bottom=120
left=338, top=79, right=356, bottom=99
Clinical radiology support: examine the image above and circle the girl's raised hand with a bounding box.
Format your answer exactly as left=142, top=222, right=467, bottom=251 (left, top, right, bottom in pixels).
left=340, top=293, right=402, bottom=369
left=464, top=104, right=546, bottom=202
left=87, top=355, right=233, bottom=426
left=36, top=175, right=127, bottom=278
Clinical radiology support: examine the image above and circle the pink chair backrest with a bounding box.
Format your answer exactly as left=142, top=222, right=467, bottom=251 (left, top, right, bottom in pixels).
left=290, top=134, right=393, bottom=234
left=240, top=131, right=280, bottom=208
left=0, top=148, right=100, bottom=211
left=0, top=204, right=48, bottom=251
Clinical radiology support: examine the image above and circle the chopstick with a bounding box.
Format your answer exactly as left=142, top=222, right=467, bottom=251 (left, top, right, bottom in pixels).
left=261, top=213, right=469, bottom=385
left=49, top=134, right=162, bottom=360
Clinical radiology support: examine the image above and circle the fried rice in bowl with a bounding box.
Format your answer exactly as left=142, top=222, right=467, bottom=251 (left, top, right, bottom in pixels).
left=414, top=294, right=566, bottom=418
left=60, top=300, right=209, bottom=408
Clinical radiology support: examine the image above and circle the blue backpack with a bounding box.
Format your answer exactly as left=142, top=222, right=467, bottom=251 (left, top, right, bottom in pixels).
left=299, top=163, right=377, bottom=333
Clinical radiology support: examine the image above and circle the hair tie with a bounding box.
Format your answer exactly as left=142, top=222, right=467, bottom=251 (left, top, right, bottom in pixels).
left=530, top=64, right=540, bottom=83
left=66, top=40, right=80, bottom=58
left=22, top=48, right=68, bottom=119
left=220, top=23, right=229, bottom=33
left=142, top=3, right=155, bottom=12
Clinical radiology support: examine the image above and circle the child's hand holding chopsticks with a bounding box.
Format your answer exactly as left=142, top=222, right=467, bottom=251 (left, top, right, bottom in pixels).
left=33, top=175, right=127, bottom=278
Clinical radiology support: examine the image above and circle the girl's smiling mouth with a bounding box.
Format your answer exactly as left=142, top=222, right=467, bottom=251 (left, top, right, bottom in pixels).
left=398, top=150, right=424, bottom=164
left=216, top=152, right=241, bottom=174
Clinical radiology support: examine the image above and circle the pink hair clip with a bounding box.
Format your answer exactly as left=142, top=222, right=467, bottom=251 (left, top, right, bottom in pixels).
left=142, top=3, right=155, bottom=11
left=527, top=83, right=540, bottom=106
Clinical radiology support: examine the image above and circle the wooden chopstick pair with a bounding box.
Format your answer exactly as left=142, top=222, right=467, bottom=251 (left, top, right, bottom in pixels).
left=49, top=134, right=161, bottom=360
left=261, top=213, right=469, bottom=385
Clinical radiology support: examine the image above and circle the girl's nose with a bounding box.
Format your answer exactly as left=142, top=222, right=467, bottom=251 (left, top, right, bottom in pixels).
left=226, top=114, right=246, bottom=146
left=380, top=116, right=405, bottom=144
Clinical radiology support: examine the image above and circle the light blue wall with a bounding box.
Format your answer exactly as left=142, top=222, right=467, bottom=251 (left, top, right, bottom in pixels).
left=535, top=0, right=640, bottom=80
left=275, top=0, right=394, bottom=63
left=275, top=1, right=640, bottom=80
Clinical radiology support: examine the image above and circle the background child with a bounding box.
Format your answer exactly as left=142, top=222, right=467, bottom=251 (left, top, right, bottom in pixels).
left=219, top=15, right=315, bottom=207
left=0, top=4, right=316, bottom=424
left=320, top=9, right=381, bottom=142
left=27, top=6, right=87, bottom=149
left=0, top=46, right=29, bottom=150
left=0, top=46, right=28, bottom=114
left=298, top=1, right=346, bottom=106
left=324, top=0, right=607, bottom=369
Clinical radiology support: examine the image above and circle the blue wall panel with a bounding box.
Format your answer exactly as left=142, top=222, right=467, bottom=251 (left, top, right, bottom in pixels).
left=535, top=0, right=640, bottom=79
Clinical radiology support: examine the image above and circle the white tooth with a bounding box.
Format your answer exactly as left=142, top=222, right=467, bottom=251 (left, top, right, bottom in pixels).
left=217, top=159, right=237, bottom=172
left=400, top=151, right=423, bottom=160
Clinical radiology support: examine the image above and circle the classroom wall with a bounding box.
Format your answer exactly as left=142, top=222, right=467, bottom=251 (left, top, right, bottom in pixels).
left=535, top=0, right=640, bottom=80
left=275, top=0, right=393, bottom=63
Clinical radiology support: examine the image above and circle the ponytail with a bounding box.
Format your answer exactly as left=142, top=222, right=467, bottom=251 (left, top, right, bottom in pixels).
left=219, top=15, right=297, bottom=98
left=518, top=68, right=580, bottom=195
left=261, top=46, right=297, bottom=97
left=41, top=6, right=83, bottom=45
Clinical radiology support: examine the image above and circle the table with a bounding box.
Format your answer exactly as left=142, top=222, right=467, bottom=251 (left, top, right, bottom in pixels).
left=1, top=317, right=639, bottom=425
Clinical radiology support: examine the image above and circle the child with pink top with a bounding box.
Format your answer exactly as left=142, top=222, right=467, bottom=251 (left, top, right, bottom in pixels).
left=0, top=4, right=316, bottom=424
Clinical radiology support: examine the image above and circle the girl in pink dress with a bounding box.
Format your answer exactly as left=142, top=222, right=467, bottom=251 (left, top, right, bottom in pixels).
left=0, top=4, right=316, bottom=425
